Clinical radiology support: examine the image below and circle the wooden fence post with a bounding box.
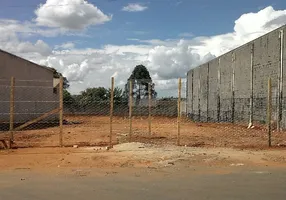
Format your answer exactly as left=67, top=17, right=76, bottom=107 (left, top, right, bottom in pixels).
left=109, top=77, right=114, bottom=148
left=129, top=80, right=133, bottom=142
left=9, top=77, right=15, bottom=148
left=177, top=78, right=182, bottom=146
left=267, top=78, right=272, bottom=147
left=59, top=76, right=63, bottom=147
left=148, top=82, right=152, bottom=136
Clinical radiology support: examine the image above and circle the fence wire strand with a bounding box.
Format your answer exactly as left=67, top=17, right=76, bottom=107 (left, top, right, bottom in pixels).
left=1, top=58, right=286, bottom=149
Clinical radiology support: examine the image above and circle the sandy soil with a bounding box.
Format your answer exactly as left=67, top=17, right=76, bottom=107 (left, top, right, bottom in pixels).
left=1, top=116, right=286, bottom=172
left=1, top=142, right=286, bottom=172
left=1, top=116, right=286, bottom=199
left=1, top=116, right=285, bottom=149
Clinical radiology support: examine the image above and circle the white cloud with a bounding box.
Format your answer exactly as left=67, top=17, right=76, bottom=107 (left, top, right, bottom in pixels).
left=147, top=40, right=215, bottom=79
left=104, top=44, right=150, bottom=55
left=0, top=19, right=101, bottom=38
left=144, top=6, right=286, bottom=82
left=234, top=6, right=286, bottom=35
left=63, top=60, right=90, bottom=82
left=38, top=56, right=95, bottom=82
left=127, top=38, right=140, bottom=41
left=55, top=42, right=75, bottom=50
left=16, top=40, right=52, bottom=56
left=193, top=6, right=286, bottom=56
left=35, top=0, right=112, bottom=30
left=122, top=3, right=148, bottom=12
left=26, top=6, right=286, bottom=94
left=0, top=20, right=52, bottom=57
left=0, top=19, right=72, bottom=38
left=1, top=6, right=286, bottom=96
left=111, top=71, right=118, bottom=78
left=134, top=39, right=179, bottom=46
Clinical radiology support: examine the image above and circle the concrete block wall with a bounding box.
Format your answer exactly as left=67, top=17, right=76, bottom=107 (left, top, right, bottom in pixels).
left=187, top=70, right=193, bottom=117
left=187, top=25, right=286, bottom=128
left=192, top=67, right=200, bottom=121
left=219, top=52, right=233, bottom=122
left=233, top=44, right=252, bottom=123
left=207, top=59, right=219, bottom=122
left=199, top=64, right=209, bottom=122
left=282, top=29, right=286, bottom=129
left=252, top=29, right=280, bottom=123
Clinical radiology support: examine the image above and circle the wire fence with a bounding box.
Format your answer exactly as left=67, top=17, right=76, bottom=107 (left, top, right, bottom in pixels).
left=185, top=56, right=286, bottom=149
left=0, top=78, right=60, bottom=148
left=1, top=73, right=286, bottom=149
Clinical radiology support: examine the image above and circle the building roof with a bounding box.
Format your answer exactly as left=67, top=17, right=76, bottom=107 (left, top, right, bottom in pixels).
left=0, top=48, right=54, bottom=73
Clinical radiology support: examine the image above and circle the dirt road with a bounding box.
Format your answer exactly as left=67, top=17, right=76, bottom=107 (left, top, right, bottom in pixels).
left=1, top=165, right=286, bottom=200
left=1, top=143, right=286, bottom=199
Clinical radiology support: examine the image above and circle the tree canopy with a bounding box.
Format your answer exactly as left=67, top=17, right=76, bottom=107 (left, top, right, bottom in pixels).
left=49, top=67, right=70, bottom=89
left=78, top=87, right=108, bottom=107
left=63, top=86, right=128, bottom=113
left=125, top=65, right=157, bottom=105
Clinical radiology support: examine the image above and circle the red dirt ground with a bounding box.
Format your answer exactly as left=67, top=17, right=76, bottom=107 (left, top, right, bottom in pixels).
left=1, top=116, right=286, bottom=149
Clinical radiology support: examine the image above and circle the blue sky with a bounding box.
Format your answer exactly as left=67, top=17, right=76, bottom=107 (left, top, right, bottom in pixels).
left=0, top=0, right=286, bottom=94
left=1, top=0, right=285, bottom=47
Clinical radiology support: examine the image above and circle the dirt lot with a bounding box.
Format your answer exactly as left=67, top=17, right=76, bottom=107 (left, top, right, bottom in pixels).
left=1, top=116, right=286, bottom=149
left=1, top=144, right=286, bottom=200
left=1, top=142, right=286, bottom=172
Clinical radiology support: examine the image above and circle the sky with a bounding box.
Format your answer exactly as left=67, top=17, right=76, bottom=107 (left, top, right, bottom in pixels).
left=0, top=0, right=286, bottom=97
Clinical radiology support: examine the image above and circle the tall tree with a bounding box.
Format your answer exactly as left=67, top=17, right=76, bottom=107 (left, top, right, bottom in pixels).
left=77, top=87, right=128, bottom=110
left=63, top=89, right=78, bottom=112
left=107, top=87, right=128, bottom=104
left=79, top=87, right=108, bottom=107
left=125, top=65, right=157, bottom=105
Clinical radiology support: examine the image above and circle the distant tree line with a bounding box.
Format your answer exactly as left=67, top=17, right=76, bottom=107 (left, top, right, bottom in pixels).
left=52, top=65, right=160, bottom=111
left=50, top=65, right=184, bottom=116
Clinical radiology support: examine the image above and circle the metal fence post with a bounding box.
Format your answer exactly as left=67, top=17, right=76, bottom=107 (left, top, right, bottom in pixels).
left=9, top=77, right=15, bottom=148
